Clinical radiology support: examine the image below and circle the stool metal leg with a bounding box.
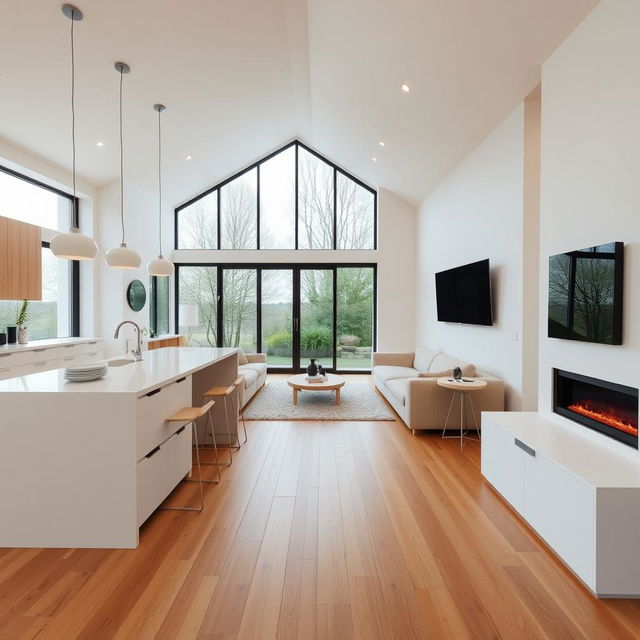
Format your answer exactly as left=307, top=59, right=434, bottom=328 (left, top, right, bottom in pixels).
left=161, top=420, right=204, bottom=513
left=189, top=412, right=223, bottom=481
left=229, top=386, right=247, bottom=450
left=223, top=395, right=234, bottom=463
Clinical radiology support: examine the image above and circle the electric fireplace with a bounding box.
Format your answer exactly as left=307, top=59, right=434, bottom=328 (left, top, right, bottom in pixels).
left=553, top=369, right=638, bottom=448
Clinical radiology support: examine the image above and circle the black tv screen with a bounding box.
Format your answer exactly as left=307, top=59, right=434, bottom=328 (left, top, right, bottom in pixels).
left=548, top=241, right=623, bottom=345
left=435, top=259, right=493, bottom=326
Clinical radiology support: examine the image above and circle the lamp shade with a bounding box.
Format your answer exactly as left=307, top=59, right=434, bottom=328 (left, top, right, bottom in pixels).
left=147, top=255, right=174, bottom=277
left=105, top=244, right=141, bottom=269
left=179, top=304, right=199, bottom=327
left=50, top=229, right=98, bottom=260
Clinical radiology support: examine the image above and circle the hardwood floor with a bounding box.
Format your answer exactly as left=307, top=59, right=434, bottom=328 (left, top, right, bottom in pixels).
left=1, top=375, right=640, bottom=639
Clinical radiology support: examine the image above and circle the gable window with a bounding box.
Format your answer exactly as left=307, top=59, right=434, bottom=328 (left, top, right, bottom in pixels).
left=175, top=141, right=376, bottom=251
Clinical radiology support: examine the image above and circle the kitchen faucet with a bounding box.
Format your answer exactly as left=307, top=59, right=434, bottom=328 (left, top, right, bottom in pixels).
left=114, top=321, right=143, bottom=361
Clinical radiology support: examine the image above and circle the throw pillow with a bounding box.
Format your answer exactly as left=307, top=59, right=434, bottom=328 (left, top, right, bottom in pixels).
left=238, top=350, right=249, bottom=365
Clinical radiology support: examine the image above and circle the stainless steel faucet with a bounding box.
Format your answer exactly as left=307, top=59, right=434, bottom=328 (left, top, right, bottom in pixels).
left=114, top=321, right=143, bottom=361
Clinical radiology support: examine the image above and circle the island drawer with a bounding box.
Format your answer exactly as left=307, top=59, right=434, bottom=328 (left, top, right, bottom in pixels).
left=137, top=425, right=192, bottom=526
left=136, top=376, right=192, bottom=459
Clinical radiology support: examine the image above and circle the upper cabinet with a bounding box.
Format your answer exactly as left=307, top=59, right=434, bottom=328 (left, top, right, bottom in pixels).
left=0, top=215, right=42, bottom=300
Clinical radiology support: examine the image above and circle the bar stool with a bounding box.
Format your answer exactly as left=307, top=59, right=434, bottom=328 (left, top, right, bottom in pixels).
left=160, top=400, right=216, bottom=513
left=203, top=382, right=237, bottom=465
left=231, top=376, right=248, bottom=448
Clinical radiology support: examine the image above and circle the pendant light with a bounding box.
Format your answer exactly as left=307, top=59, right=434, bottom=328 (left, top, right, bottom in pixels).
left=147, top=104, right=174, bottom=277
left=105, top=62, right=141, bottom=269
left=51, top=4, right=98, bottom=260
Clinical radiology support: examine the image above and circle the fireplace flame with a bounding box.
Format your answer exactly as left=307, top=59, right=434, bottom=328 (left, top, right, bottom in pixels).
left=568, top=403, right=638, bottom=436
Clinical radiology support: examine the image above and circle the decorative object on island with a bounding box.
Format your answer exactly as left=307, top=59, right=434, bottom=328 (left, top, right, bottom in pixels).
left=306, top=358, right=318, bottom=376
left=147, top=104, right=174, bottom=277
left=452, top=366, right=462, bottom=380
left=0, top=332, right=6, bottom=346
left=50, top=4, right=98, bottom=262
left=6, top=326, right=17, bottom=344
left=318, top=363, right=325, bottom=376
left=16, top=300, right=29, bottom=345
left=127, top=280, right=147, bottom=311
left=105, top=61, right=142, bottom=269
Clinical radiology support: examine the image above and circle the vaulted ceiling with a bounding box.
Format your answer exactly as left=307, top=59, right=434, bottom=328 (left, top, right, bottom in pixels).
left=0, top=0, right=599, bottom=207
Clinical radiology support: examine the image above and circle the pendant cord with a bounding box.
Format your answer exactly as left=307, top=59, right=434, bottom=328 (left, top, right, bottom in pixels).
left=158, top=108, right=162, bottom=256
left=70, top=9, right=77, bottom=204
left=119, top=68, right=125, bottom=246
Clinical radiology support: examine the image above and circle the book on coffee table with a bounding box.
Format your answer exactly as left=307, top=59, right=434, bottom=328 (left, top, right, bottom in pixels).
left=305, top=374, right=327, bottom=383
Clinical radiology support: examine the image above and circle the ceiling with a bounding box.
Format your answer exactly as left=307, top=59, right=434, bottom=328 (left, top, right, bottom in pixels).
left=0, top=0, right=599, bottom=207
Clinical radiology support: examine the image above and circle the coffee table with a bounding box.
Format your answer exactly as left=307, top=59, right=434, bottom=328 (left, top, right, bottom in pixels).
left=287, top=373, right=346, bottom=406
left=437, top=377, right=488, bottom=450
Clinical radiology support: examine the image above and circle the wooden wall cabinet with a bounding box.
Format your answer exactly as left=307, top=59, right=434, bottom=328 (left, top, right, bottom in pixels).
left=0, top=215, right=42, bottom=300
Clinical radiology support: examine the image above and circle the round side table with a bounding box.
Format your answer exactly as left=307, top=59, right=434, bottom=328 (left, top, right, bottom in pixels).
left=437, top=377, right=488, bottom=450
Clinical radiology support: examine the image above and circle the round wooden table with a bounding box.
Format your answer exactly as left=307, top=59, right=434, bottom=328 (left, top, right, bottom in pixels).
left=437, top=377, right=488, bottom=450
left=287, top=373, right=346, bottom=406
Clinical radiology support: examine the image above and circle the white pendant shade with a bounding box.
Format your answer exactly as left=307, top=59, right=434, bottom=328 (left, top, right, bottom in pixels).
left=147, top=255, right=174, bottom=277
left=50, top=229, right=98, bottom=260
left=105, top=244, right=141, bottom=269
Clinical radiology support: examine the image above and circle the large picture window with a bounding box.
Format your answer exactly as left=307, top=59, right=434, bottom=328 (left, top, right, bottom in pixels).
left=175, top=263, right=376, bottom=372
left=175, top=141, right=377, bottom=251
left=0, top=166, right=78, bottom=339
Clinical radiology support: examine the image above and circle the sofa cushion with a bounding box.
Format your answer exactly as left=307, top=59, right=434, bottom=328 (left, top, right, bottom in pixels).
left=240, top=362, right=267, bottom=376
left=413, top=346, right=439, bottom=372
left=429, top=354, right=476, bottom=377
left=385, top=378, right=409, bottom=406
left=373, top=365, right=419, bottom=384
left=237, top=350, right=249, bottom=365
left=238, top=367, right=258, bottom=387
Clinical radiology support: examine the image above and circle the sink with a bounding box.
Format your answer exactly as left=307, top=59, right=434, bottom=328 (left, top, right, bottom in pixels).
left=108, top=357, right=137, bottom=367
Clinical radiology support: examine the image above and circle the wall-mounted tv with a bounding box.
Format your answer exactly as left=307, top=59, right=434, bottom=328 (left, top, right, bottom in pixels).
left=435, top=259, right=493, bottom=326
left=548, top=241, right=623, bottom=345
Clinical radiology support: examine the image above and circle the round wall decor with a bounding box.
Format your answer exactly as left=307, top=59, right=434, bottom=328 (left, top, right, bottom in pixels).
left=127, top=279, right=147, bottom=311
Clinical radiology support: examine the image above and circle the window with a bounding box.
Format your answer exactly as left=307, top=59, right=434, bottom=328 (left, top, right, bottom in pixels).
left=0, top=168, right=73, bottom=231
left=175, top=141, right=376, bottom=250
left=0, top=166, right=78, bottom=339
left=177, top=266, right=217, bottom=346
left=220, top=169, right=257, bottom=249
left=222, top=269, right=257, bottom=352
left=149, top=276, right=170, bottom=337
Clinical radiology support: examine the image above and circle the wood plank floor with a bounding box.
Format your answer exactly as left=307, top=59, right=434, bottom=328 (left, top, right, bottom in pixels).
left=2, top=375, right=640, bottom=639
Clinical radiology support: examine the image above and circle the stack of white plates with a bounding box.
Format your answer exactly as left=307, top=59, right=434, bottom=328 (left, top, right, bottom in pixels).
left=63, top=361, right=108, bottom=382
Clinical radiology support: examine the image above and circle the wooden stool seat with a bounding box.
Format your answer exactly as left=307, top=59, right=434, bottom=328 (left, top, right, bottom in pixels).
left=204, top=384, right=235, bottom=398
left=167, top=401, right=215, bottom=423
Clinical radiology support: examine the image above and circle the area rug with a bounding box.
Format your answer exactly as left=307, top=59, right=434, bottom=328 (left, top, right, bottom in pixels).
left=244, top=382, right=395, bottom=421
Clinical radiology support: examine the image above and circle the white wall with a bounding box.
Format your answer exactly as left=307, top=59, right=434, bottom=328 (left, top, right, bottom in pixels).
left=417, top=105, right=529, bottom=410
left=538, top=0, right=640, bottom=458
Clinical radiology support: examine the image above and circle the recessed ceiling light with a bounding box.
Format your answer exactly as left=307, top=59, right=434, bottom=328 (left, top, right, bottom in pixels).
left=378, top=141, right=385, bottom=147
left=96, top=141, right=104, bottom=147
left=372, top=157, right=378, bottom=163
left=185, top=154, right=192, bottom=160
left=401, top=83, right=410, bottom=93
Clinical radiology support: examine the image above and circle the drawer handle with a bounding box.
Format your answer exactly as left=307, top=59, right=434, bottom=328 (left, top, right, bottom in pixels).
left=0, top=353, right=11, bottom=358
left=145, top=445, right=161, bottom=459
left=146, top=388, right=162, bottom=397
left=88, top=352, right=98, bottom=356
left=89, top=341, right=98, bottom=345
left=175, top=376, right=186, bottom=384
left=515, top=438, right=535, bottom=457
left=34, top=361, right=48, bottom=367
left=64, top=344, right=76, bottom=348
left=33, top=348, right=47, bottom=353
left=176, top=425, right=186, bottom=435
left=63, top=357, right=74, bottom=361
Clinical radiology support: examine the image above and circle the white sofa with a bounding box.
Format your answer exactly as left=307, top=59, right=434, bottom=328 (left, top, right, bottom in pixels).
left=373, top=346, right=505, bottom=433
left=238, top=352, right=267, bottom=407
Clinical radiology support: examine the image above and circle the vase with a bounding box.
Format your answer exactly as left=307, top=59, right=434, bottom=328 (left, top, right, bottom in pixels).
left=307, top=358, right=318, bottom=376
left=6, top=326, right=17, bottom=344
left=17, top=327, right=28, bottom=345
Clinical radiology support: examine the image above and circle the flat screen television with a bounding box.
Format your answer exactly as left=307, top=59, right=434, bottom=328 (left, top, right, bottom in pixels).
left=548, top=241, right=623, bottom=345
left=435, top=259, right=493, bottom=326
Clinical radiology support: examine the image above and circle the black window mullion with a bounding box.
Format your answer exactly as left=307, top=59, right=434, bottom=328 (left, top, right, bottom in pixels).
left=256, top=164, right=261, bottom=250
left=217, top=189, right=221, bottom=250
left=332, top=267, right=337, bottom=371
left=173, top=266, right=180, bottom=333
left=256, top=267, right=262, bottom=354
left=294, top=143, right=299, bottom=250
left=332, top=168, right=337, bottom=250
left=217, top=267, right=223, bottom=347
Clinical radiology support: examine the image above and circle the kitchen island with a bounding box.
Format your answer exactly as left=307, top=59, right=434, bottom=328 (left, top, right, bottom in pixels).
left=0, top=347, right=239, bottom=548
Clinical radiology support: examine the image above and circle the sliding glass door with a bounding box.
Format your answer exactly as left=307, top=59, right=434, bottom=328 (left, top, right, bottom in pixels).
left=176, top=264, right=376, bottom=372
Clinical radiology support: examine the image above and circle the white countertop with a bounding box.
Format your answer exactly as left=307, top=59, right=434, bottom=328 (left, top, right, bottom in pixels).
left=0, top=347, right=238, bottom=396
left=484, top=411, right=640, bottom=488
left=0, top=337, right=102, bottom=355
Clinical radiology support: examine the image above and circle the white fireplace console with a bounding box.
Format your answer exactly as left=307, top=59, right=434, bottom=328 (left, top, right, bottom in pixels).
left=481, top=412, right=640, bottom=598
